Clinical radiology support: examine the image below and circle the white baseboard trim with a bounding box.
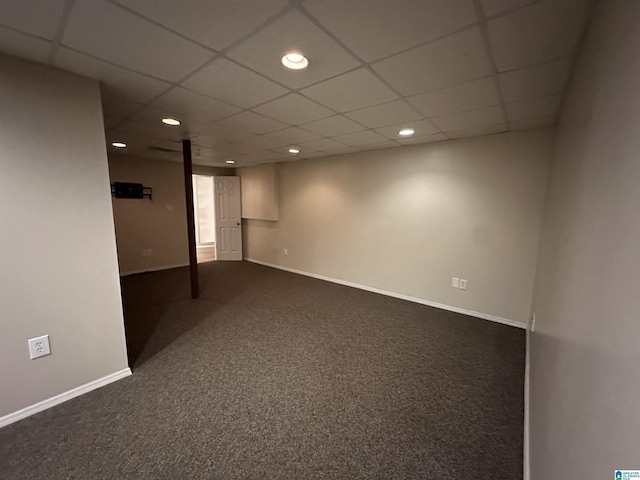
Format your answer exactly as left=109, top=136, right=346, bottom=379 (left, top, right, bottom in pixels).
left=120, top=262, right=189, bottom=277
left=245, top=258, right=527, bottom=329
left=524, top=328, right=531, bottom=480
left=0, top=368, right=132, bottom=428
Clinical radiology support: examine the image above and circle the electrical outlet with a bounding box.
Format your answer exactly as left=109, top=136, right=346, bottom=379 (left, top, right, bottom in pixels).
left=284, top=249, right=288, bottom=256
left=531, top=313, right=536, bottom=332
left=451, top=277, right=459, bottom=288
left=459, top=279, right=468, bottom=290
left=28, top=335, right=51, bottom=359
left=142, top=249, right=153, bottom=256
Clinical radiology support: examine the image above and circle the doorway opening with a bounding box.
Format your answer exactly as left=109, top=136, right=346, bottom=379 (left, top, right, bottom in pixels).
left=192, top=174, right=216, bottom=263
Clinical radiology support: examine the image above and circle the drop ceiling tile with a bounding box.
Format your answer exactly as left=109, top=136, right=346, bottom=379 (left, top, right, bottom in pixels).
left=182, top=58, right=289, bottom=109
left=152, top=87, right=240, bottom=123
left=219, top=111, right=289, bottom=134
left=254, top=93, right=333, bottom=125
left=510, top=116, right=555, bottom=131
left=397, top=133, right=448, bottom=145
left=0, top=0, right=67, bottom=40
left=130, top=106, right=210, bottom=130
left=499, top=58, right=572, bottom=102
left=302, top=0, right=477, bottom=62
left=366, top=141, right=401, bottom=151
left=192, top=124, right=255, bottom=145
left=431, top=105, right=505, bottom=132
left=445, top=123, right=508, bottom=139
left=344, top=100, right=423, bottom=129
left=104, top=116, right=123, bottom=129
left=0, top=25, right=52, bottom=63
left=488, top=0, right=590, bottom=71
left=408, top=77, right=501, bottom=118
left=241, top=135, right=287, bottom=151
left=373, top=27, right=492, bottom=96
left=265, top=127, right=321, bottom=144
left=300, top=115, right=366, bottom=137
left=374, top=119, right=440, bottom=139
left=101, top=95, right=143, bottom=118
left=226, top=9, right=359, bottom=89
left=300, top=138, right=349, bottom=152
left=506, top=94, right=562, bottom=122
left=105, top=130, right=164, bottom=153
left=332, top=130, right=388, bottom=146
left=223, top=142, right=259, bottom=155
left=301, top=68, right=398, bottom=113
left=112, top=0, right=288, bottom=51
left=116, top=119, right=192, bottom=141
left=481, top=0, right=537, bottom=17
left=324, top=146, right=360, bottom=156
left=62, top=0, right=213, bottom=82
left=55, top=47, right=171, bottom=102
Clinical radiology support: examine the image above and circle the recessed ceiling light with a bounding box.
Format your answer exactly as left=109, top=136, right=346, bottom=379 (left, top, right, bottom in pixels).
left=281, top=52, right=309, bottom=70
left=288, top=146, right=300, bottom=154
left=162, top=117, right=181, bottom=126
left=398, top=128, right=415, bottom=137
left=225, top=160, right=236, bottom=164
left=112, top=142, right=127, bottom=148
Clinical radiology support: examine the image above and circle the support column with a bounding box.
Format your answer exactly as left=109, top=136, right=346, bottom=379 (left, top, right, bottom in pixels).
left=182, top=139, right=199, bottom=299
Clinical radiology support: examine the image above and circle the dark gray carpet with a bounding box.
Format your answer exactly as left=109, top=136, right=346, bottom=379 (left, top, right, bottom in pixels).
left=0, top=261, right=525, bottom=479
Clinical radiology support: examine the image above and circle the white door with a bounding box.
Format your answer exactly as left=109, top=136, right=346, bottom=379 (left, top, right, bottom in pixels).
left=214, top=176, right=243, bottom=261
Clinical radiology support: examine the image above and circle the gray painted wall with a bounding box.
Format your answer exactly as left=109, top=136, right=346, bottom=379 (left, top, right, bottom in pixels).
left=530, top=1, right=640, bottom=477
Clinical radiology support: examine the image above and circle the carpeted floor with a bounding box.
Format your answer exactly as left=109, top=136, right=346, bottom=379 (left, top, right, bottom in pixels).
left=0, top=261, right=525, bottom=479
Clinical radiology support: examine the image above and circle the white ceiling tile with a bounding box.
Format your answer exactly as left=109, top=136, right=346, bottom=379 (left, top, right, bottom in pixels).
left=116, top=119, right=193, bottom=141
left=431, top=105, right=505, bottom=131
left=481, top=0, right=537, bottom=17
left=192, top=124, right=255, bottom=145
left=219, top=111, right=288, bottom=134
left=324, top=146, right=360, bottom=156
left=222, top=142, right=259, bottom=155
left=105, top=130, right=166, bottom=153
left=488, top=0, right=590, bottom=71
left=112, top=0, right=288, bottom=51
left=445, top=123, right=508, bottom=139
left=0, top=25, right=52, bottom=63
left=55, top=47, right=172, bottom=102
left=182, top=58, right=289, bottom=109
left=510, top=116, right=555, bottom=131
left=332, top=130, right=388, bottom=146
left=302, top=0, right=477, bottom=62
left=506, top=94, right=563, bottom=122
left=104, top=116, right=123, bottom=129
left=408, top=77, right=501, bottom=117
left=265, top=127, right=321, bottom=144
left=300, top=138, right=349, bottom=152
left=301, top=68, right=398, bottom=113
left=0, top=0, right=67, bottom=40
left=300, top=115, right=366, bottom=137
left=62, top=0, right=213, bottom=82
left=254, top=93, right=333, bottom=125
left=101, top=95, right=142, bottom=118
left=130, top=106, right=210, bottom=130
left=499, top=58, right=572, bottom=102
left=226, top=9, right=359, bottom=89
left=365, top=141, right=401, bottom=151
left=152, top=87, right=240, bottom=123
left=397, top=133, right=448, bottom=145
left=241, top=135, right=287, bottom=151
left=372, top=27, right=493, bottom=96
left=374, top=119, right=440, bottom=139
left=344, top=100, right=423, bottom=129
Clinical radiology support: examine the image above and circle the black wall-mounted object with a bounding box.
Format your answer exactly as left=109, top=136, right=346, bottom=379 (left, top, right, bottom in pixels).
left=111, top=182, right=152, bottom=200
